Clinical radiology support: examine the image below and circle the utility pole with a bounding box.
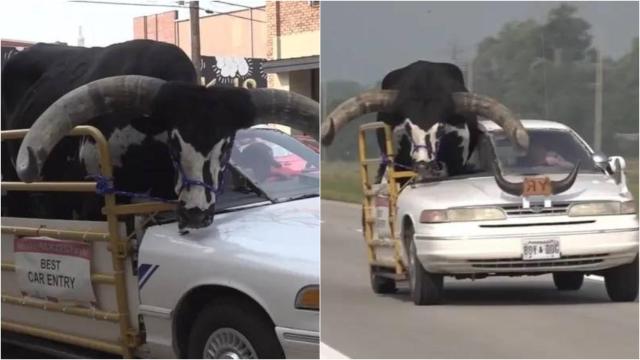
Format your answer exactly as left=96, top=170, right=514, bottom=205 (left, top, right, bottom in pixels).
left=190, top=1, right=202, bottom=83
left=594, top=48, right=603, bottom=151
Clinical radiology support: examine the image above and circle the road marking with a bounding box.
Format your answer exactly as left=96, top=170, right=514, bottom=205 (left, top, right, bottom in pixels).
left=586, top=275, right=604, bottom=282
left=320, top=342, right=350, bottom=359
left=354, top=229, right=362, bottom=233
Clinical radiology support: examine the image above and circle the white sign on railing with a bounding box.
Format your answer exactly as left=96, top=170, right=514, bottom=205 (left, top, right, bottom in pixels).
left=14, top=237, right=96, bottom=304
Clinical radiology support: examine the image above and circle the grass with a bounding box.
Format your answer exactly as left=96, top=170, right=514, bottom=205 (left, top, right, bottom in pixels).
left=321, top=159, right=640, bottom=208
left=321, top=161, right=362, bottom=204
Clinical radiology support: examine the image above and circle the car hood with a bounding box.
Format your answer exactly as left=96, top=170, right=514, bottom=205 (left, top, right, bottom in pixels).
left=147, top=197, right=320, bottom=278
left=401, top=173, right=631, bottom=208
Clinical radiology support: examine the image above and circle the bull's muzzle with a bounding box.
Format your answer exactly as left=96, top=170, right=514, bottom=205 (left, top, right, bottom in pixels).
left=177, top=203, right=215, bottom=230
left=413, top=160, right=445, bottom=180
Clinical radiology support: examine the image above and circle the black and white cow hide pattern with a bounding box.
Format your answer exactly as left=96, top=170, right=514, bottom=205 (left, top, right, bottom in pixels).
left=377, top=119, right=475, bottom=183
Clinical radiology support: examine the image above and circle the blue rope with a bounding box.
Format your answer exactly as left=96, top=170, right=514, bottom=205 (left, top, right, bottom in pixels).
left=86, top=175, right=175, bottom=203
left=380, top=154, right=414, bottom=170
left=85, top=153, right=228, bottom=203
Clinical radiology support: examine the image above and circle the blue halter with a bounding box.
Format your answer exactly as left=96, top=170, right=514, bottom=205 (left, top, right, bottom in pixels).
left=170, top=151, right=227, bottom=196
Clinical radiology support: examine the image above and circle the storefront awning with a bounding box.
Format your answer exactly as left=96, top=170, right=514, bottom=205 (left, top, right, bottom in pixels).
left=262, top=55, right=319, bottom=73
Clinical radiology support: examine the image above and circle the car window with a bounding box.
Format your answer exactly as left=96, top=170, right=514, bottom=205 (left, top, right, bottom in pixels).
left=229, top=128, right=319, bottom=203
left=489, top=129, right=599, bottom=175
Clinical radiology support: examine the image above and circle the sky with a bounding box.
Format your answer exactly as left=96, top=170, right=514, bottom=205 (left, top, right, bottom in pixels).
left=321, top=1, right=639, bottom=85
left=0, top=0, right=265, bottom=47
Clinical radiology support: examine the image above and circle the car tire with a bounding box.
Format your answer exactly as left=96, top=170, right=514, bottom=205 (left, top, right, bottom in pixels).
left=187, top=297, right=284, bottom=359
left=370, top=266, right=397, bottom=294
left=604, top=256, right=639, bottom=302
left=552, top=272, right=584, bottom=290
left=404, top=223, right=443, bottom=305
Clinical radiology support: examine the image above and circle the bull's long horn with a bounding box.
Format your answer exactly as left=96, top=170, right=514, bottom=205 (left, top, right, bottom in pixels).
left=249, top=88, right=319, bottom=138
left=452, top=92, right=529, bottom=151
left=549, top=161, right=581, bottom=194
left=16, top=75, right=165, bottom=182
left=492, top=161, right=523, bottom=196
left=493, top=161, right=581, bottom=196
left=321, top=89, right=398, bottom=145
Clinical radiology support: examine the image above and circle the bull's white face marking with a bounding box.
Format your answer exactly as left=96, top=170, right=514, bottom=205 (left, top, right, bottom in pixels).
left=443, top=123, right=470, bottom=165
left=153, top=131, right=169, bottom=143
left=171, top=130, right=230, bottom=211
left=79, top=139, right=100, bottom=174
left=79, top=125, right=148, bottom=174
left=399, top=119, right=442, bottom=163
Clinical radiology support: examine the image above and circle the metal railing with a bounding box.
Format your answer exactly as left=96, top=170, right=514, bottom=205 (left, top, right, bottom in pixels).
left=358, top=122, right=415, bottom=277
left=1, top=126, right=175, bottom=358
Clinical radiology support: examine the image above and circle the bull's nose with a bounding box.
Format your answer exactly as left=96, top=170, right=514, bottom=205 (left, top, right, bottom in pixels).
left=177, top=205, right=215, bottom=230
left=414, top=161, right=430, bottom=178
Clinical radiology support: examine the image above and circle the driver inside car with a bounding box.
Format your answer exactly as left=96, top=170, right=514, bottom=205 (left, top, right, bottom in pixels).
left=527, top=143, right=573, bottom=167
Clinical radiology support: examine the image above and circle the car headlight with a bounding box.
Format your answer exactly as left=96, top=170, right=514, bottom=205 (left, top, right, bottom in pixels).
left=420, top=207, right=506, bottom=223
left=295, top=285, right=319, bottom=311
left=568, top=201, right=636, bottom=217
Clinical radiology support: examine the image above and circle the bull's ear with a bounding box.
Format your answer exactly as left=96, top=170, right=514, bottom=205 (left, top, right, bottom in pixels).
left=207, top=87, right=256, bottom=130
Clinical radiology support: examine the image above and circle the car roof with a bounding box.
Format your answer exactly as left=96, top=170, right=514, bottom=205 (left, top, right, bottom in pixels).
left=479, top=119, right=571, bottom=132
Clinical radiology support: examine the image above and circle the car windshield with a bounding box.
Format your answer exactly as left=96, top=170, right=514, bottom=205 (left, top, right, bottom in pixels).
left=489, top=128, right=600, bottom=175
left=228, top=128, right=319, bottom=203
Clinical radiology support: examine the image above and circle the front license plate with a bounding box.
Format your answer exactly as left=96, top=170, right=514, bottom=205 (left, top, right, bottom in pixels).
left=522, top=240, right=560, bottom=260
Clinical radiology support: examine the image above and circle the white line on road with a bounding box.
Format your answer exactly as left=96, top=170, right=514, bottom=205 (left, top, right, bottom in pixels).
left=320, top=342, right=350, bottom=359
left=586, top=275, right=605, bottom=282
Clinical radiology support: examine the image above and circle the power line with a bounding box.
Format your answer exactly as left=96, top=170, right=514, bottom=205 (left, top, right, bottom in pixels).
left=209, top=1, right=265, bottom=11
left=69, top=0, right=265, bottom=22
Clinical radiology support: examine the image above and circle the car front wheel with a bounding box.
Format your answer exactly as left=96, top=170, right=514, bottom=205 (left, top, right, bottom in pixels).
left=553, top=272, right=584, bottom=290
left=187, top=297, right=284, bottom=359
left=405, top=223, right=443, bottom=305
left=604, top=256, right=639, bottom=302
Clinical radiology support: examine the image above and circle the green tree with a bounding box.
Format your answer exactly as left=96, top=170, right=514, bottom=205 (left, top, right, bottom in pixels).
left=473, top=4, right=601, bottom=144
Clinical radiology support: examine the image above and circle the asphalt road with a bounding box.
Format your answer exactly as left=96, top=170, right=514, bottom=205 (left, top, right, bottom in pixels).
left=320, top=200, right=639, bottom=359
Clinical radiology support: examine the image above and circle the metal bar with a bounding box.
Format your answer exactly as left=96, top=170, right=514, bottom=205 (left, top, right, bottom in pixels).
left=86, top=128, right=138, bottom=357
left=1, top=226, right=110, bottom=242
left=358, top=121, right=388, bottom=131
left=2, top=126, right=139, bottom=356
left=371, top=259, right=396, bottom=268
left=105, top=202, right=176, bottom=216
left=358, top=126, right=376, bottom=264
left=390, top=171, right=416, bottom=180
left=1, top=182, right=97, bottom=192
left=1, top=126, right=109, bottom=141
left=1, top=321, right=123, bottom=355
left=2, top=294, right=120, bottom=322
left=1, top=263, right=115, bottom=285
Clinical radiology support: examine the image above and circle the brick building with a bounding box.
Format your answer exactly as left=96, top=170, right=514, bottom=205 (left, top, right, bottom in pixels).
left=133, top=8, right=266, bottom=58
left=263, top=1, right=319, bottom=101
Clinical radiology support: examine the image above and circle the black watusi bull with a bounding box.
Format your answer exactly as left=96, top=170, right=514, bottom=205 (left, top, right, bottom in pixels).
left=2, top=40, right=318, bottom=229
left=321, top=60, right=579, bottom=192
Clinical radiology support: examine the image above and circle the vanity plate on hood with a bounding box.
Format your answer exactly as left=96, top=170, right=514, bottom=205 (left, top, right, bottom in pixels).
left=522, top=177, right=552, bottom=197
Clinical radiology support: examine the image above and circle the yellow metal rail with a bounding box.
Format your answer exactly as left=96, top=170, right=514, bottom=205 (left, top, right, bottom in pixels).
left=358, top=122, right=416, bottom=276
left=1, top=126, right=153, bottom=358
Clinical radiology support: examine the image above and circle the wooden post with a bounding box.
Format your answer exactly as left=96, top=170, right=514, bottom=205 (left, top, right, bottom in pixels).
left=190, top=1, right=202, bottom=83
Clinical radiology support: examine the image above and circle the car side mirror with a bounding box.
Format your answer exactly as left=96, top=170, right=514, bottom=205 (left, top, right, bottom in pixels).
left=592, top=151, right=608, bottom=170
left=608, top=156, right=627, bottom=185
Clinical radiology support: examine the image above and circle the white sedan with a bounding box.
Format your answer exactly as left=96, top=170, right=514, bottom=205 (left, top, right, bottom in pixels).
left=376, top=120, right=638, bottom=305
left=137, top=128, right=319, bottom=358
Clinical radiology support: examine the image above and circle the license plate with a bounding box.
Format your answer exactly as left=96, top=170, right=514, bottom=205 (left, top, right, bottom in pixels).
left=522, top=240, right=560, bottom=260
